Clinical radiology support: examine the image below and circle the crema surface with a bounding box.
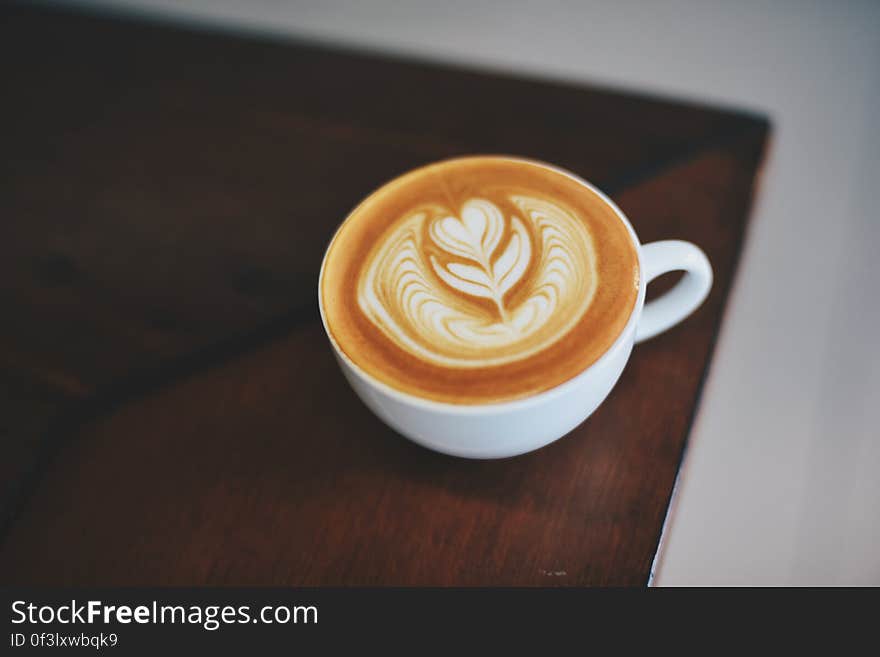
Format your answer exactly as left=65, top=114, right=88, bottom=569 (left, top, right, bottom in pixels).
left=321, top=157, right=639, bottom=404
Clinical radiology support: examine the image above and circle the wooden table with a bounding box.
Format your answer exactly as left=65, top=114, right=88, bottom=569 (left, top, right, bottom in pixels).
left=0, top=4, right=769, bottom=586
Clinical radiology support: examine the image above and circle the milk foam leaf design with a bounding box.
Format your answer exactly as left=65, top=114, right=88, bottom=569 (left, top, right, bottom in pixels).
left=428, top=200, right=530, bottom=319
left=428, top=199, right=505, bottom=264
left=358, top=194, right=597, bottom=369
left=492, top=217, right=531, bottom=296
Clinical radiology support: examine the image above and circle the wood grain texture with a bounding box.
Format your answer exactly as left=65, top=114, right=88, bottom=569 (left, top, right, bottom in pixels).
left=0, top=4, right=769, bottom=585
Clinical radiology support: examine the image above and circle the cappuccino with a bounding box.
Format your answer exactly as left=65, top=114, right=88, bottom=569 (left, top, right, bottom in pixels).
left=320, top=156, right=639, bottom=404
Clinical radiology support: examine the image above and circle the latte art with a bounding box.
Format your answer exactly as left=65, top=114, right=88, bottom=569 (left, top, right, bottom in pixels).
left=320, top=156, right=639, bottom=404
left=359, top=196, right=597, bottom=368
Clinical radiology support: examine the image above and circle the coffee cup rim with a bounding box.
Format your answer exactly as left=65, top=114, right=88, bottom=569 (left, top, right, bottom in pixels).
left=317, top=154, right=646, bottom=414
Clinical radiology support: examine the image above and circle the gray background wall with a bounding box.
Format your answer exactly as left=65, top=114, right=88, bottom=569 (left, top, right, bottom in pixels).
left=58, top=0, right=880, bottom=585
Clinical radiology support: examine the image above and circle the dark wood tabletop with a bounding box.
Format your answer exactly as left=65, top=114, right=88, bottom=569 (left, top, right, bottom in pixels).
left=0, top=4, right=769, bottom=586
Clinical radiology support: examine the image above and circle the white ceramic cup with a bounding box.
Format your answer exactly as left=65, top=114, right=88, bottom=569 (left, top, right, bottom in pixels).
left=319, top=158, right=713, bottom=459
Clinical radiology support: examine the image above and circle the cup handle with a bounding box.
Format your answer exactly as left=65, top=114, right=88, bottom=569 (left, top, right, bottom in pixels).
left=635, top=240, right=713, bottom=343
